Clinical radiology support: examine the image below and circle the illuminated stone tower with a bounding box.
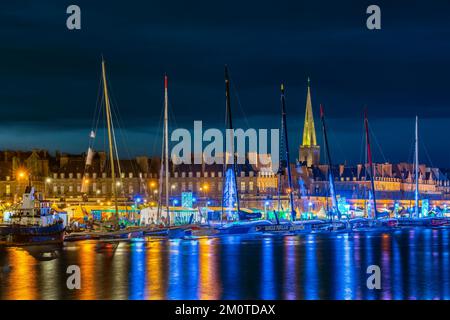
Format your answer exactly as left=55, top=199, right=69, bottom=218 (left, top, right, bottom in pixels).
left=299, top=78, right=320, bottom=166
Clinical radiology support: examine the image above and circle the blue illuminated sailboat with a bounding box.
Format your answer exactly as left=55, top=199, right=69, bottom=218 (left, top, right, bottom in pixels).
left=221, top=65, right=262, bottom=222
left=216, top=66, right=269, bottom=235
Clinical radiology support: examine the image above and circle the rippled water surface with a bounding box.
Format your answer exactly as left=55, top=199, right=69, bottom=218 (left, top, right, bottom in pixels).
left=0, top=227, right=449, bottom=300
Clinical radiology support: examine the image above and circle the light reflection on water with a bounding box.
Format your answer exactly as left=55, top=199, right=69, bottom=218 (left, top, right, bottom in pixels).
left=1, top=228, right=450, bottom=300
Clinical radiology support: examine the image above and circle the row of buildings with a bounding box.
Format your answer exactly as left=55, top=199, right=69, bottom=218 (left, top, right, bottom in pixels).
left=1, top=80, right=449, bottom=210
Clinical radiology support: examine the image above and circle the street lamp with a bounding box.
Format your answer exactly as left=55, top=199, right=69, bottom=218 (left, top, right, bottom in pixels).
left=45, top=177, right=52, bottom=198
left=18, top=171, right=26, bottom=179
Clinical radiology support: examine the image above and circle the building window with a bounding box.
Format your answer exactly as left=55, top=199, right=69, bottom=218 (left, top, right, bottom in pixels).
left=6, top=185, right=10, bottom=195
left=182, top=172, right=186, bottom=178
left=102, top=184, right=107, bottom=194
left=188, top=182, right=193, bottom=191
left=6, top=176, right=10, bottom=181
left=53, top=186, right=58, bottom=193
left=188, top=172, right=193, bottom=178
left=77, top=184, right=81, bottom=192
left=77, top=173, right=82, bottom=179
left=249, top=181, right=254, bottom=191
left=241, top=172, right=245, bottom=177
left=92, top=183, right=97, bottom=192
left=60, top=185, right=64, bottom=194
left=129, top=172, right=133, bottom=178
left=218, top=172, right=222, bottom=178
left=211, top=172, right=215, bottom=178
left=60, top=173, right=65, bottom=179
left=196, top=172, right=201, bottom=178
left=182, top=182, right=186, bottom=191
left=204, top=172, right=208, bottom=178
left=241, top=182, right=246, bottom=191
left=129, top=185, right=134, bottom=194
left=69, top=173, right=73, bottom=179
left=174, top=172, right=178, bottom=178
left=53, top=173, right=57, bottom=179
left=121, top=173, right=125, bottom=178
left=93, top=173, right=97, bottom=179
left=69, top=185, right=73, bottom=192
left=249, top=171, right=254, bottom=177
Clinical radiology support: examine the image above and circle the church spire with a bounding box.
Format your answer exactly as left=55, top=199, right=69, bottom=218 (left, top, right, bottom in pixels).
left=302, top=77, right=317, bottom=146
left=299, top=77, right=320, bottom=166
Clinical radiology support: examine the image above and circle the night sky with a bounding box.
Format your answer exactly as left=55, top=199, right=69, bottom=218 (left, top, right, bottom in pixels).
left=1, top=1, right=450, bottom=166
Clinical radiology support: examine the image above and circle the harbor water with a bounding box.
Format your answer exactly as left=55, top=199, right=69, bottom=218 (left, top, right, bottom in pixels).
left=0, top=227, right=449, bottom=300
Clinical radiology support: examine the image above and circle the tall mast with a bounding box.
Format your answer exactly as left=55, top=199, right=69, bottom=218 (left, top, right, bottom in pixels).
left=101, top=59, right=119, bottom=228
left=280, top=84, right=296, bottom=221
left=415, top=116, right=419, bottom=218
left=164, top=75, right=170, bottom=225
left=364, top=110, right=378, bottom=219
left=223, top=65, right=240, bottom=218
left=320, top=104, right=341, bottom=220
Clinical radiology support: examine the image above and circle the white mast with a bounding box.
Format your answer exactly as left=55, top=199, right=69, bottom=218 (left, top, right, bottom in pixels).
left=101, top=59, right=119, bottom=229
left=164, top=75, right=170, bottom=225
left=415, top=115, right=419, bottom=218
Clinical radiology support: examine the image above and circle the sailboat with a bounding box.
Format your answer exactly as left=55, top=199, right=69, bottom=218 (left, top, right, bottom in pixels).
left=397, top=116, right=448, bottom=227
left=143, top=75, right=193, bottom=238
left=216, top=66, right=272, bottom=235
left=360, top=110, right=398, bottom=229
left=65, top=58, right=147, bottom=241
left=244, top=83, right=318, bottom=234
left=316, top=104, right=351, bottom=232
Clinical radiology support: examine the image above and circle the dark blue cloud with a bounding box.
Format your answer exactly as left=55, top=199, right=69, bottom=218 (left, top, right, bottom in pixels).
left=0, top=0, right=449, bottom=166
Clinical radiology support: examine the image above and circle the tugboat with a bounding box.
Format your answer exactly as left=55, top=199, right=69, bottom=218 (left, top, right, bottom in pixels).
left=4, top=186, right=65, bottom=245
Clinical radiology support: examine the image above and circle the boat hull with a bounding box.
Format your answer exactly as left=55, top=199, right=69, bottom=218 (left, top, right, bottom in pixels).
left=398, top=217, right=449, bottom=227
left=6, top=223, right=65, bottom=245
